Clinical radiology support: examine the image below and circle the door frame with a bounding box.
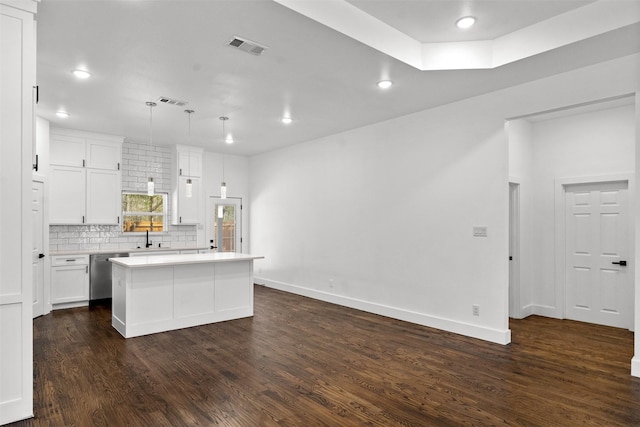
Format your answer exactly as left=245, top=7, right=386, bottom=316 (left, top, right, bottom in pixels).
left=509, top=180, right=522, bottom=319
left=32, top=175, right=51, bottom=315
left=205, top=196, right=242, bottom=253
left=554, top=173, right=635, bottom=326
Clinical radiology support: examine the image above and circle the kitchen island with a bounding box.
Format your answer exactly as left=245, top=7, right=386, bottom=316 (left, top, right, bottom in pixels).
left=109, top=252, right=264, bottom=338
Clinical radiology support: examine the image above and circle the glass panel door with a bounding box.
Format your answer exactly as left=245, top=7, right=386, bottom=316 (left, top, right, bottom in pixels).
left=206, top=197, right=241, bottom=253
left=214, top=204, right=236, bottom=252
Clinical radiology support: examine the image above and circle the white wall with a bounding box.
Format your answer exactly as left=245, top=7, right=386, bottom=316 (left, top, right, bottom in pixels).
left=250, top=54, right=640, bottom=346
left=530, top=104, right=636, bottom=316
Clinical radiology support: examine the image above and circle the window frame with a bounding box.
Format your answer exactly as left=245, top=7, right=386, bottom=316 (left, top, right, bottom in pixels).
left=121, top=192, right=168, bottom=234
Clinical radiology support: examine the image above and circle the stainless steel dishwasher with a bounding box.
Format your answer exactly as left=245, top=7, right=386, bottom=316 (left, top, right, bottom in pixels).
left=90, top=252, right=129, bottom=301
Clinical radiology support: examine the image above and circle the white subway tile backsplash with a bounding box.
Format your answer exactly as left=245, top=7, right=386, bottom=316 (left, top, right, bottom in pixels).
left=49, top=140, right=197, bottom=253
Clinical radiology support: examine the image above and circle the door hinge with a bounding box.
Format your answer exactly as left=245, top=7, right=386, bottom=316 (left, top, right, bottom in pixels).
left=117, top=162, right=120, bottom=170
left=179, top=168, right=182, bottom=176
left=83, top=159, right=86, bottom=167
left=33, top=85, right=39, bottom=104
left=117, top=216, right=120, bottom=224
left=33, top=154, right=39, bottom=172
left=240, top=237, right=243, bottom=243
left=82, top=215, right=85, bottom=223
left=179, top=216, right=182, bottom=223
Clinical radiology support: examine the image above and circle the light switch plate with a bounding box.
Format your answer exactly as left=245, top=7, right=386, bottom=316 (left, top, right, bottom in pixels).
left=473, top=226, right=488, bottom=237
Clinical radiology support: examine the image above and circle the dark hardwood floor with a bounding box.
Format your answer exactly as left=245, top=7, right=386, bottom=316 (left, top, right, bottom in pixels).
left=8, top=285, right=640, bottom=426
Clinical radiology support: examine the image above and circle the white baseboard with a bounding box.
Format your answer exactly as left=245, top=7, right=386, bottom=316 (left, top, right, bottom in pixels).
left=631, top=356, right=640, bottom=377
left=532, top=304, right=562, bottom=319
left=256, top=277, right=511, bottom=345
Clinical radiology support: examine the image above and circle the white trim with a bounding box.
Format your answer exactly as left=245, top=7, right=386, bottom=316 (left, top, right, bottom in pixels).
left=257, top=278, right=511, bottom=345
left=554, top=173, right=635, bottom=324
left=509, top=182, right=522, bottom=318
left=531, top=304, right=562, bottom=319
left=632, top=356, right=640, bottom=377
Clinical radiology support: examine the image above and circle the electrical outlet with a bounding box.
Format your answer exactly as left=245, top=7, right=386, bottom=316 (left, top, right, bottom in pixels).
left=472, top=304, right=480, bottom=316
left=473, top=226, right=488, bottom=237
left=329, top=278, right=334, bottom=288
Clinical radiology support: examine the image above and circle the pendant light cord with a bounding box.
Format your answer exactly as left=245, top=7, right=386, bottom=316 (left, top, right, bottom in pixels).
left=185, top=109, right=194, bottom=175
left=220, top=116, right=228, bottom=182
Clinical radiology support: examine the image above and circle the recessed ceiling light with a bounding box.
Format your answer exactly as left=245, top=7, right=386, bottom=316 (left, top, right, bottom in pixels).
left=377, top=80, right=393, bottom=89
left=72, top=69, right=92, bottom=79
left=56, top=111, right=70, bottom=119
left=282, top=117, right=293, bottom=124
left=456, top=16, right=476, bottom=29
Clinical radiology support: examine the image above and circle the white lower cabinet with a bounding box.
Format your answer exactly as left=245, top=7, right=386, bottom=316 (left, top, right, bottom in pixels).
left=51, top=255, right=89, bottom=309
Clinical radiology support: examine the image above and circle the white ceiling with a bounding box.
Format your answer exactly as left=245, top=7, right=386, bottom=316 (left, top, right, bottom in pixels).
left=345, top=0, right=595, bottom=42
left=36, top=0, right=640, bottom=156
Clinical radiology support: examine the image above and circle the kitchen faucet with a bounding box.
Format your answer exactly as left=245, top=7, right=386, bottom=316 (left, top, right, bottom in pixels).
left=145, top=230, right=152, bottom=248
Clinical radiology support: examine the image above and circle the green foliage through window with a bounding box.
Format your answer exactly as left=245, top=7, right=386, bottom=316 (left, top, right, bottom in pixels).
left=122, top=193, right=166, bottom=232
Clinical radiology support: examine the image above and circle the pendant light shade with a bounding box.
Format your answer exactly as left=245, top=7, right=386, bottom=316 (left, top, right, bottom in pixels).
left=185, top=109, right=195, bottom=198
left=186, top=178, right=193, bottom=197
left=146, top=101, right=157, bottom=196
left=219, top=116, right=229, bottom=199
left=147, top=177, right=155, bottom=196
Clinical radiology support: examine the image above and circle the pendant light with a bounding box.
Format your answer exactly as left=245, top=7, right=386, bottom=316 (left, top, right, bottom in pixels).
left=146, top=101, right=157, bottom=196
left=184, top=109, right=194, bottom=198
left=219, top=116, right=229, bottom=199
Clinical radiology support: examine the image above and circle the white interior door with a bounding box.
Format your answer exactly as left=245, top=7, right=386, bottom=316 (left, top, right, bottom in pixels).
left=206, top=197, right=242, bottom=253
left=565, top=181, right=632, bottom=329
left=32, top=180, right=45, bottom=318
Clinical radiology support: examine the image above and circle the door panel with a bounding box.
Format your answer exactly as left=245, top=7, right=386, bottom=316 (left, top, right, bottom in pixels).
left=565, top=181, right=631, bottom=329
left=206, top=197, right=241, bottom=253
left=32, top=181, right=44, bottom=318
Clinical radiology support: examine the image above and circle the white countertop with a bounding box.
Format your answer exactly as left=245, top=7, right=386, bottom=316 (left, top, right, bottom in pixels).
left=109, top=252, right=264, bottom=268
left=51, top=246, right=210, bottom=256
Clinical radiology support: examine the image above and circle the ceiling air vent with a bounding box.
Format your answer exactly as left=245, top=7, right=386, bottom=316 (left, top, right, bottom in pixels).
left=157, top=97, right=188, bottom=107
left=226, top=36, right=267, bottom=56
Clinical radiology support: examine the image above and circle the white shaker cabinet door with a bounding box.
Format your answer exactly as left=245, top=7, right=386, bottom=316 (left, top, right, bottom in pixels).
left=174, top=176, right=200, bottom=224
left=50, top=166, right=86, bottom=224
left=86, top=139, right=121, bottom=171
left=51, top=264, right=89, bottom=305
left=86, top=168, right=121, bottom=225
left=178, top=150, right=202, bottom=178
left=50, top=134, right=85, bottom=167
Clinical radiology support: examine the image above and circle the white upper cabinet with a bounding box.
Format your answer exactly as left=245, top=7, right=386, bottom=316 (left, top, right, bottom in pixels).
left=177, top=150, right=202, bottom=178
left=50, top=166, right=86, bottom=224
left=86, top=139, right=121, bottom=170
left=50, top=129, right=121, bottom=170
left=171, top=145, right=203, bottom=225
left=50, top=134, right=85, bottom=167
left=86, top=169, right=121, bottom=224
left=49, top=128, right=123, bottom=225
left=175, top=176, right=200, bottom=224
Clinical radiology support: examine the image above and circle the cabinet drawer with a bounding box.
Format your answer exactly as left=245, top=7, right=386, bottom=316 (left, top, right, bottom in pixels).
left=51, top=254, right=89, bottom=266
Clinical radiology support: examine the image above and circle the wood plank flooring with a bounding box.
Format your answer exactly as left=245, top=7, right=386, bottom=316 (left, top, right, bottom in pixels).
left=8, top=285, right=640, bottom=426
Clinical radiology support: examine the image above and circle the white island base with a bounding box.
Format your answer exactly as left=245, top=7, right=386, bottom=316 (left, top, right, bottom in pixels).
left=110, top=253, right=264, bottom=338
